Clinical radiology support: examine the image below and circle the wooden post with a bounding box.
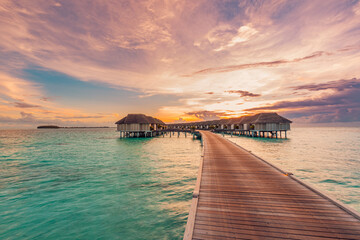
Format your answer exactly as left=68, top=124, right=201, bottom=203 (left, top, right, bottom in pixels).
left=285, top=131, right=287, bottom=138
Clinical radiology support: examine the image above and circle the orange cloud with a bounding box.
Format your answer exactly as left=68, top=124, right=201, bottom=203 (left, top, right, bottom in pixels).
left=183, top=51, right=331, bottom=77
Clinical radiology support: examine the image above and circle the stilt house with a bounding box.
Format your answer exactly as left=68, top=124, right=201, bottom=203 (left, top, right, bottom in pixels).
left=115, top=114, right=165, bottom=137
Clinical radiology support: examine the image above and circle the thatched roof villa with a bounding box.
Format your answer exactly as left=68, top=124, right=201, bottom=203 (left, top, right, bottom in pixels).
left=115, top=114, right=165, bottom=137
left=243, top=112, right=292, bottom=131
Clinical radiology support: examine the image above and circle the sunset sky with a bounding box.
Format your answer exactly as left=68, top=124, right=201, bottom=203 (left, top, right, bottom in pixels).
left=1, top=0, right=360, bottom=128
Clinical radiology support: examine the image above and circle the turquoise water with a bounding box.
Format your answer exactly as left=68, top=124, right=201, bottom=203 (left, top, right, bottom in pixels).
left=1, top=127, right=360, bottom=239
left=0, top=129, right=201, bottom=239
left=223, top=127, right=360, bottom=211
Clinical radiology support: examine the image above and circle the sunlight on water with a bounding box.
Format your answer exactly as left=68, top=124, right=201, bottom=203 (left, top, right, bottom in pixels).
left=0, top=129, right=201, bottom=239
left=222, top=126, right=360, bottom=211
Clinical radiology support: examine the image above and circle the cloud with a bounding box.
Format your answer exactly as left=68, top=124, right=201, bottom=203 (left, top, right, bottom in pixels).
left=40, top=97, right=54, bottom=102
left=171, top=117, right=187, bottom=123
left=186, top=110, right=225, bottom=120
left=353, top=1, right=360, bottom=15
left=215, top=25, right=258, bottom=51
left=183, top=51, right=331, bottom=77
left=55, top=115, right=104, bottom=119
left=13, top=101, right=40, bottom=108
left=195, top=24, right=258, bottom=52
left=0, top=112, right=45, bottom=124
left=292, top=78, right=360, bottom=92
left=19, top=111, right=36, bottom=121
left=245, top=78, right=360, bottom=122
left=0, top=111, right=109, bottom=128
left=0, top=72, right=42, bottom=100
left=225, top=90, right=261, bottom=97
left=291, top=108, right=360, bottom=123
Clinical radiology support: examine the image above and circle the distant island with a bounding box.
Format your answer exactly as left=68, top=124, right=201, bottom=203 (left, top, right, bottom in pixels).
left=37, top=125, right=60, bottom=129
left=37, top=125, right=111, bottom=129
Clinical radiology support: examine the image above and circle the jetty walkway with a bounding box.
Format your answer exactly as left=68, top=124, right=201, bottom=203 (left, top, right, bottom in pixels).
left=184, top=131, right=360, bottom=239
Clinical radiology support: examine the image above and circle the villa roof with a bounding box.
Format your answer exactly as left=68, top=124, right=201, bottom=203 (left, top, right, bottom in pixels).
left=115, top=114, right=165, bottom=125
left=227, top=117, right=244, bottom=124
left=242, top=113, right=292, bottom=124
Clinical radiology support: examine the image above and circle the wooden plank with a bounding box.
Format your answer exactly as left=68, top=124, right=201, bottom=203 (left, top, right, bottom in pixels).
left=183, top=197, right=198, bottom=240
left=194, top=216, right=360, bottom=236
left=197, top=202, right=350, bottom=216
left=196, top=208, right=360, bottom=227
left=197, top=206, right=358, bottom=222
left=184, top=131, right=360, bottom=239
left=194, top=224, right=357, bottom=240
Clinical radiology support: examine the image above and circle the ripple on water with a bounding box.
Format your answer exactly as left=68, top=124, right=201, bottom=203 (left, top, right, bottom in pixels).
left=319, top=179, right=349, bottom=185
left=296, top=169, right=314, bottom=173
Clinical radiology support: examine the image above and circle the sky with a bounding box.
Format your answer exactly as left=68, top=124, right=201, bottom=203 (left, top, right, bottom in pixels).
left=0, top=0, right=360, bottom=128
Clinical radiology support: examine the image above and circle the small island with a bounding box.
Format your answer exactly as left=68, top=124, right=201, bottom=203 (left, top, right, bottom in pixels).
left=37, top=125, right=60, bottom=129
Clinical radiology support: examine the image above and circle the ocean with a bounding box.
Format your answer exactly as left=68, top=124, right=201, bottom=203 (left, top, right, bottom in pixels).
left=0, top=129, right=201, bottom=239
left=0, top=127, right=359, bottom=239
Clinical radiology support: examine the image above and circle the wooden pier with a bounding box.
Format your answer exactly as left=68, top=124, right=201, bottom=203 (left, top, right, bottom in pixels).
left=184, top=131, right=360, bottom=240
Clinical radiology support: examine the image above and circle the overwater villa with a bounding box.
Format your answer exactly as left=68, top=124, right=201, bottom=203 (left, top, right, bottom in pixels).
left=167, top=113, right=292, bottom=138
left=116, top=112, right=291, bottom=138
left=116, top=114, right=165, bottom=138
